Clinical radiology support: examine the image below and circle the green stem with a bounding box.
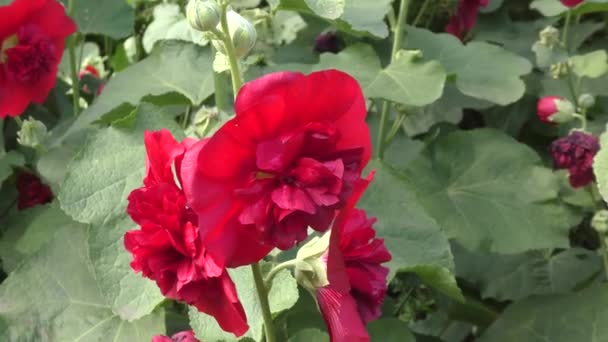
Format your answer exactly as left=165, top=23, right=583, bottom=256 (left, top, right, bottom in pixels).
left=219, top=4, right=243, bottom=99
left=67, top=0, right=80, bottom=117
left=566, top=63, right=579, bottom=108
left=562, top=10, right=573, bottom=51
left=412, top=0, right=431, bottom=27
left=264, top=259, right=299, bottom=288
left=251, top=263, right=276, bottom=342
left=599, top=236, right=608, bottom=280
left=14, top=116, right=23, bottom=128
left=378, top=0, right=410, bottom=160
left=572, top=113, right=587, bottom=131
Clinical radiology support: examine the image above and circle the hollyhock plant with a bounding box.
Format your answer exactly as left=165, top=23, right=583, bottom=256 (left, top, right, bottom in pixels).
left=152, top=330, right=200, bottom=342
left=16, top=171, right=53, bottom=210
left=182, top=70, right=371, bottom=250
left=550, top=131, right=599, bottom=188
left=0, top=0, right=76, bottom=117
left=314, top=174, right=391, bottom=342
left=124, top=130, right=271, bottom=337
left=561, top=0, right=584, bottom=7
left=445, top=0, right=490, bottom=40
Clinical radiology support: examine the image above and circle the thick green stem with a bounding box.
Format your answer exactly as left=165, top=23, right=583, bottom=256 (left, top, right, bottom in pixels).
left=562, top=10, right=573, bottom=51
left=412, top=0, right=431, bottom=27
left=251, top=263, right=276, bottom=342
left=377, top=0, right=410, bottom=159
left=67, top=0, right=80, bottom=117
left=219, top=4, right=243, bottom=98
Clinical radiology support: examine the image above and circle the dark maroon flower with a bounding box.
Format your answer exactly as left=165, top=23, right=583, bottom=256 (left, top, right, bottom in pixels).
left=16, top=171, right=53, bottom=210
left=152, top=330, right=199, bottom=342
left=550, top=131, right=599, bottom=188
left=445, top=0, right=490, bottom=40
left=314, top=32, right=343, bottom=54
left=561, top=0, right=584, bottom=7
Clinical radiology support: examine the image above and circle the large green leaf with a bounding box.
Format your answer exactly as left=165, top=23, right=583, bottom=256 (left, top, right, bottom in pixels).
left=594, top=130, right=608, bottom=203
left=454, top=244, right=602, bottom=301
left=368, top=319, right=416, bottom=342
left=359, top=161, right=462, bottom=301
left=0, top=225, right=165, bottom=341
left=60, top=0, right=134, bottom=39
left=189, top=267, right=299, bottom=341
left=59, top=104, right=183, bottom=321
left=480, top=284, right=608, bottom=341
left=405, top=129, right=574, bottom=254
left=68, top=41, right=214, bottom=134
left=406, top=26, right=532, bottom=105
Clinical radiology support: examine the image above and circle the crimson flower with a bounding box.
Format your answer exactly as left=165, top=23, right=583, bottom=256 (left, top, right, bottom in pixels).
left=445, top=0, right=490, bottom=40
left=550, top=131, right=599, bottom=188
left=0, top=0, right=76, bottom=117
left=316, top=173, right=391, bottom=342
left=16, top=171, right=53, bottom=210
left=561, top=0, right=584, bottom=7
left=152, top=330, right=200, bottom=342
left=182, top=70, right=371, bottom=251
left=537, top=96, right=563, bottom=123
left=125, top=130, right=270, bottom=337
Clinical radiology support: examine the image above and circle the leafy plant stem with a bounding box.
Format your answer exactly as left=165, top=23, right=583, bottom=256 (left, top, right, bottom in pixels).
left=67, top=0, right=81, bottom=117
left=251, top=262, right=276, bottom=342
left=562, top=10, right=573, bottom=51
left=378, top=0, right=410, bottom=159
left=182, top=106, right=191, bottom=129
left=219, top=3, right=243, bottom=99
left=14, top=116, right=23, bottom=128
left=566, top=63, right=580, bottom=109
left=264, top=259, right=299, bottom=288
left=412, top=0, right=431, bottom=27
left=386, top=112, right=407, bottom=144
left=572, top=113, right=587, bottom=131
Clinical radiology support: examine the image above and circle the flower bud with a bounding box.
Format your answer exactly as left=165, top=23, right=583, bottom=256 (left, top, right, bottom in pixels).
left=592, top=210, right=608, bottom=234
left=212, top=10, right=257, bottom=58
left=17, top=118, right=48, bottom=150
left=578, top=93, right=595, bottom=109
left=293, top=233, right=330, bottom=291
left=538, top=26, right=560, bottom=47
left=537, top=96, right=575, bottom=124
left=186, top=0, right=221, bottom=32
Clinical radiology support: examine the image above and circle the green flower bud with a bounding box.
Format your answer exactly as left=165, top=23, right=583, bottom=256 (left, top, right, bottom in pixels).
left=538, top=26, right=560, bottom=47
left=17, top=118, right=48, bottom=150
left=186, top=0, right=221, bottom=32
left=578, top=93, right=596, bottom=109
left=293, top=233, right=330, bottom=291
left=592, top=210, right=608, bottom=234
left=213, top=10, right=257, bottom=58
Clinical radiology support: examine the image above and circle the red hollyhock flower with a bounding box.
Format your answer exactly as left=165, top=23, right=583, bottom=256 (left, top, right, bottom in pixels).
left=125, top=130, right=270, bottom=337
left=561, top=0, right=584, bottom=7
left=316, top=173, right=391, bottom=342
left=16, top=171, right=53, bottom=210
left=445, top=0, right=490, bottom=40
left=182, top=70, right=371, bottom=251
left=550, top=131, right=599, bottom=188
left=0, top=0, right=76, bottom=117
left=152, top=330, right=200, bottom=342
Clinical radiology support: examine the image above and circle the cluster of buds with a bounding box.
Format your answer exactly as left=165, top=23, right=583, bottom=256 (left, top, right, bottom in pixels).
left=186, top=0, right=257, bottom=58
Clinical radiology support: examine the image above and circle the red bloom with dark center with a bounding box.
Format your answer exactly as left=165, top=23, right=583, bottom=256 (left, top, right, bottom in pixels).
left=125, top=130, right=270, bottom=337
left=316, top=173, right=391, bottom=342
left=550, top=131, right=599, bottom=188
left=561, top=0, right=584, bottom=7
left=314, top=32, right=343, bottom=54
left=0, top=0, right=76, bottom=117
left=152, top=330, right=200, bottom=342
left=182, top=70, right=371, bottom=251
left=16, top=171, right=53, bottom=210
left=445, top=0, right=490, bottom=40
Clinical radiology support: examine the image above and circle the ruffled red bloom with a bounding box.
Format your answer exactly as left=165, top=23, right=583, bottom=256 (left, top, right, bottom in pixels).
left=182, top=70, right=371, bottom=251
left=537, top=96, right=562, bottom=123
left=152, top=330, right=200, bottom=342
left=0, top=0, right=76, bottom=117
left=445, top=0, right=490, bottom=40
left=314, top=32, right=343, bottom=54
left=16, top=171, right=53, bottom=210
left=316, top=173, right=391, bottom=342
left=561, top=0, right=584, bottom=7
left=125, top=130, right=269, bottom=337
left=550, top=131, right=599, bottom=188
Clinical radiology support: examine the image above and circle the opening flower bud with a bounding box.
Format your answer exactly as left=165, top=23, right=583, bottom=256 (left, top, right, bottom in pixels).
left=186, top=0, right=221, bottom=32
left=293, top=233, right=330, bottom=291
left=212, top=10, right=257, bottom=58
left=578, top=93, right=596, bottom=109
left=17, top=117, right=48, bottom=150
left=538, top=26, right=560, bottom=47
left=537, top=96, right=575, bottom=124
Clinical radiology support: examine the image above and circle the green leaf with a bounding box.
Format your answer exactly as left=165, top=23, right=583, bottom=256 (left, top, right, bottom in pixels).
left=142, top=3, right=208, bottom=53
left=531, top=0, right=608, bottom=17
left=368, top=318, right=416, bottom=342
left=479, top=284, right=608, bottom=342
left=454, top=244, right=602, bottom=301
left=287, top=329, right=330, bottom=342
left=360, top=161, right=463, bottom=301
left=594, top=130, right=608, bottom=203
left=0, top=151, right=24, bottom=185
left=405, top=129, right=574, bottom=253
left=0, top=225, right=166, bottom=341
left=570, top=50, right=608, bottom=79
left=407, top=26, right=532, bottom=105
left=68, top=41, right=214, bottom=134
left=60, top=0, right=134, bottom=39
left=189, top=267, right=299, bottom=341
left=59, top=104, right=183, bottom=321
left=304, top=0, right=345, bottom=19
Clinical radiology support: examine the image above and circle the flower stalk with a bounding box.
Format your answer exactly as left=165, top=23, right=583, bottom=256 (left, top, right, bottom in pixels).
left=251, top=262, right=276, bottom=342
left=219, top=1, right=243, bottom=98
left=67, top=0, right=80, bottom=117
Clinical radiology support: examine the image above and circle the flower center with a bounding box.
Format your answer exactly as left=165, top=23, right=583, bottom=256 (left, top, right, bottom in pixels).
left=1, top=26, right=56, bottom=84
